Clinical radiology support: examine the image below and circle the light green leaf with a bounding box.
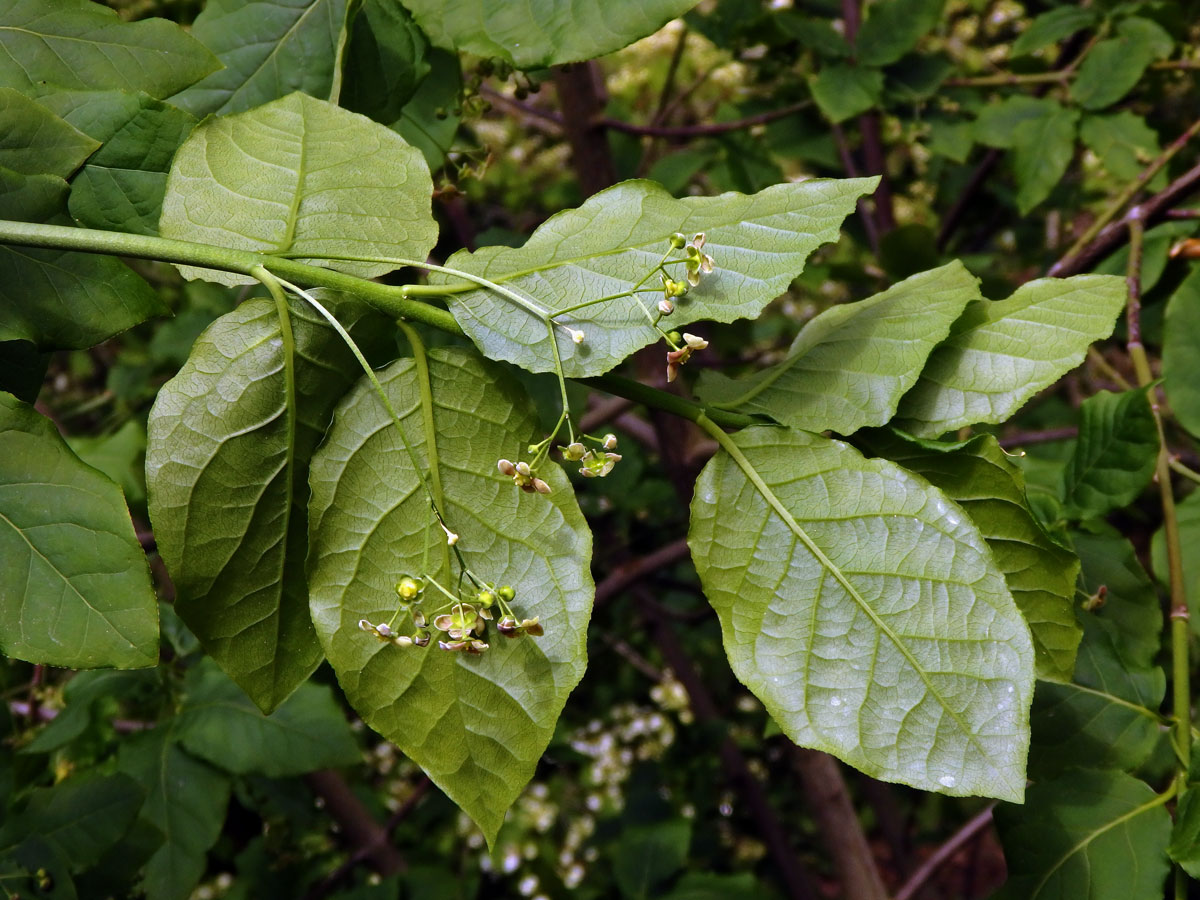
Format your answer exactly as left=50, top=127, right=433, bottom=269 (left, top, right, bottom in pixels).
left=1070, top=17, right=1173, bottom=111
left=176, top=658, right=360, bottom=776
left=857, top=430, right=1080, bottom=682
left=1011, top=102, right=1079, bottom=213
left=1151, top=489, right=1200, bottom=634
left=440, top=177, right=876, bottom=378
left=118, top=727, right=231, bottom=900
left=171, top=0, right=350, bottom=117
left=0, top=88, right=97, bottom=178
left=995, top=769, right=1171, bottom=900
left=67, top=418, right=146, bottom=505
left=1011, top=6, right=1099, bottom=57
left=0, top=391, right=158, bottom=668
left=147, top=294, right=387, bottom=712
left=340, top=0, right=430, bottom=124
left=896, top=275, right=1126, bottom=437
left=854, top=0, right=945, bottom=66
left=697, top=262, right=980, bottom=435
left=926, top=117, right=973, bottom=163
left=400, top=0, right=699, bottom=69
left=159, top=92, right=437, bottom=287
left=1061, top=388, right=1158, bottom=520
left=689, top=426, right=1034, bottom=801
left=1169, top=787, right=1200, bottom=879
left=0, top=0, right=219, bottom=98
left=1164, top=264, right=1200, bottom=439
left=1080, top=112, right=1161, bottom=183
left=308, top=348, right=593, bottom=842
left=614, top=819, right=691, bottom=899
left=809, top=64, right=884, bottom=123
left=0, top=167, right=167, bottom=350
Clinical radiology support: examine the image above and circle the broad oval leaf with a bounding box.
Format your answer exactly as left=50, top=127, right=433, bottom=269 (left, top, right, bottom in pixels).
left=159, top=92, right=438, bottom=287
left=147, top=294, right=387, bottom=712
left=308, top=348, right=593, bottom=842
left=401, top=0, right=699, bottom=69
left=440, top=177, right=877, bottom=378
left=171, top=0, right=350, bottom=117
left=0, top=87, right=98, bottom=178
left=0, top=0, right=219, bottom=98
left=896, top=275, right=1126, bottom=437
left=689, top=426, right=1034, bottom=801
left=857, top=429, right=1081, bottom=681
left=996, top=769, right=1171, bottom=900
left=1068, top=17, right=1173, bottom=111
left=1164, top=264, right=1200, bottom=440
left=1061, top=388, right=1158, bottom=520
left=697, top=262, right=980, bottom=435
left=0, top=391, right=158, bottom=668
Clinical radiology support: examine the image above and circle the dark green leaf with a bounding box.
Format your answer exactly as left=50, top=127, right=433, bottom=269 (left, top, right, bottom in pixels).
left=1079, top=112, right=1161, bottom=183
left=147, top=295, right=386, bottom=712
left=776, top=15, right=851, bottom=58
left=926, top=117, right=973, bottom=162
left=614, top=819, right=691, bottom=899
left=1169, top=787, right=1200, bottom=879
left=67, top=419, right=146, bottom=506
left=159, top=92, right=438, bottom=287
left=176, top=658, right=360, bottom=776
left=0, top=340, right=47, bottom=402
left=1164, top=264, right=1200, bottom=440
left=1061, top=388, right=1158, bottom=519
left=401, top=0, right=700, bottom=68
left=689, top=426, right=1034, bottom=801
left=308, top=348, right=593, bottom=843
left=0, top=391, right=158, bottom=668
left=809, top=64, right=883, bottom=123
left=697, top=262, right=980, bottom=435
left=1075, top=529, right=1162, bottom=669
left=896, top=275, right=1126, bottom=437
left=858, top=430, right=1081, bottom=682
left=1011, top=6, right=1099, bottom=57
left=662, top=872, right=764, bottom=900
left=340, top=0, right=430, bottom=124
left=854, top=0, right=945, bottom=66
left=995, top=769, right=1171, bottom=900
left=1151, top=488, right=1200, bottom=633
left=1070, top=17, right=1173, bottom=111
left=390, top=47, right=462, bottom=170
left=0, top=0, right=219, bottom=98
left=1011, top=102, right=1079, bottom=213
left=24, top=670, right=158, bottom=754
left=1096, top=219, right=1198, bottom=295
left=974, top=96, right=1058, bottom=149
left=0, top=88, right=98, bottom=177
left=171, top=0, right=351, bottom=117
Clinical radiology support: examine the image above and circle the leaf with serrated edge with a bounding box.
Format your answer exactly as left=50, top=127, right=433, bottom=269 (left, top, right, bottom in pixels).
left=159, top=92, right=437, bottom=287
left=1061, top=388, right=1158, bottom=520
left=439, top=177, right=877, bottom=378
left=689, top=426, right=1033, bottom=801
left=308, top=348, right=592, bottom=842
left=996, top=769, right=1171, bottom=900
left=857, top=429, right=1080, bottom=681
left=0, top=0, right=219, bottom=98
left=171, top=0, right=350, bottom=117
left=0, top=391, right=158, bottom=668
left=698, top=262, right=980, bottom=435
left=896, top=275, right=1126, bottom=437
left=147, top=294, right=386, bottom=712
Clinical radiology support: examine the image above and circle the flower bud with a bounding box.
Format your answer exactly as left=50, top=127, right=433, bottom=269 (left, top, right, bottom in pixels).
left=683, top=332, right=708, bottom=350
left=497, top=458, right=517, bottom=477
left=412, top=609, right=427, bottom=628
left=570, top=329, right=586, bottom=344
left=516, top=461, right=531, bottom=477
left=533, top=478, right=552, bottom=494
left=358, top=619, right=375, bottom=633
left=395, top=575, right=423, bottom=602
left=603, top=433, right=618, bottom=450
left=477, top=589, right=496, bottom=608
left=498, top=616, right=520, bottom=636
left=666, top=331, right=682, bottom=345
left=659, top=298, right=674, bottom=315
left=498, top=584, right=516, bottom=602
left=562, top=441, right=586, bottom=460
left=669, top=232, right=686, bottom=250
left=413, top=630, right=431, bottom=647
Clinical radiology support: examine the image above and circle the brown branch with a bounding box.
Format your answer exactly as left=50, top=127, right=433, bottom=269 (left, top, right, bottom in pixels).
left=600, top=100, right=812, bottom=139
left=892, top=805, right=996, bottom=900
left=478, top=85, right=563, bottom=134
left=937, top=149, right=1002, bottom=251
left=594, top=537, right=691, bottom=606
left=860, top=110, right=895, bottom=238
left=552, top=62, right=617, bottom=196
left=652, top=26, right=690, bottom=125
left=998, top=426, right=1078, bottom=449
left=303, top=770, right=407, bottom=897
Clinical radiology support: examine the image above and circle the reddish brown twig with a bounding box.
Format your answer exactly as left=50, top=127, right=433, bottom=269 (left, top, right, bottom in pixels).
left=893, top=804, right=997, bottom=900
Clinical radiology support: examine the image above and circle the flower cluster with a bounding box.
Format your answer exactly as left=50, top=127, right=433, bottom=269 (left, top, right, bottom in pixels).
left=359, top=576, right=542, bottom=656
left=665, top=332, right=709, bottom=383
left=682, top=232, right=715, bottom=286
left=497, top=458, right=552, bottom=494
left=559, top=432, right=622, bottom=478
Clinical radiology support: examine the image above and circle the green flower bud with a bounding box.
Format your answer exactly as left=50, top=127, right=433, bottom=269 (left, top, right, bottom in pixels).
left=498, top=585, right=516, bottom=602
left=669, top=232, right=686, bottom=250
left=477, top=589, right=496, bottom=608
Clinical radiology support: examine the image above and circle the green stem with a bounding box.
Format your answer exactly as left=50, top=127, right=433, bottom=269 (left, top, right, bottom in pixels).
left=946, top=70, right=1072, bottom=87
left=1169, top=456, right=1200, bottom=486
left=583, top=373, right=759, bottom=430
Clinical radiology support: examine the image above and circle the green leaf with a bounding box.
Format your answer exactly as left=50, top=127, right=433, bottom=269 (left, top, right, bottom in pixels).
left=926, top=117, right=973, bottom=162
left=2, top=771, right=143, bottom=869
left=689, top=426, right=1034, bottom=801
left=1163, top=264, right=1200, bottom=439
left=0, top=168, right=167, bottom=350
left=176, top=658, right=360, bottom=776
left=1011, top=6, right=1099, bottom=57
left=0, top=0, right=219, bottom=98
left=696, top=262, right=980, bottom=435
left=995, top=769, right=1171, bottom=900
left=440, top=177, right=876, bottom=378
left=66, top=418, right=146, bottom=506
left=171, top=0, right=351, bottom=117
left=974, top=96, right=1058, bottom=149
left=854, top=0, right=945, bottom=66
left=1061, top=388, right=1158, bottom=520
left=147, top=294, right=387, bottom=712
left=339, top=0, right=430, bottom=124
left=307, top=348, right=593, bottom=843
left=896, top=275, right=1126, bottom=437
left=1151, top=489, right=1200, bottom=633
left=390, top=47, right=461, bottom=170
left=0, top=88, right=98, bottom=178
left=614, top=819, right=691, bottom=899
left=857, top=430, right=1080, bottom=682
left=0, top=339, right=48, bottom=403
left=1079, top=112, right=1161, bottom=183
left=1075, top=529, right=1162, bottom=669
left=1011, top=102, right=1079, bottom=213
left=400, top=0, right=700, bottom=69
left=1096, top=219, right=1197, bottom=296
left=0, top=391, right=158, bottom=668
left=1169, top=787, right=1200, bottom=879
left=809, top=64, right=884, bottom=123
left=24, top=669, right=158, bottom=754
left=661, top=872, right=764, bottom=900
left=159, top=92, right=438, bottom=287
left=1069, top=17, right=1173, bottom=111
left=118, top=727, right=231, bottom=900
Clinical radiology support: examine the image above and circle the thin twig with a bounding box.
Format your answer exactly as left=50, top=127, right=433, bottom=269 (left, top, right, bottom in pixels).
left=892, top=805, right=997, bottom=900
left=594, top=538, right=691, bottom=606
left=652, top=26, right=690, bottom=125
left=600, top=100, right=812, bottom=139
left=997, top=426, right=1078, bottom=449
